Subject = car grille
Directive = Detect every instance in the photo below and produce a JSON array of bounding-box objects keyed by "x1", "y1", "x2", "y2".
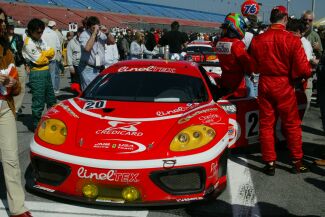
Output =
[
  {"x1": 31, "y1": 157, "x2": 71, "y2": 186},
  {"x1": 150, "y1": 167, "x2": 205, "y2": 195}
]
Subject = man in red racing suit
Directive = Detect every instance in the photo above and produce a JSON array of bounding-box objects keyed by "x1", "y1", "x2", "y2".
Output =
[
  {"x1": 216, "y1": 13, "x2": 255, "y2": 98},
  {"x1": 250, "y1": 6, "x2": 311, "y2": 175},
  {"x1": 217, "y1": 38, "x2": 255, "y2": 98}
]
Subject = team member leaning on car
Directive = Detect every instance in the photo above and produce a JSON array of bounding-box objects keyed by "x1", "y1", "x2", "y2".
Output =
[
  {"x1": 216, "y1": 13, "x2": 255, "y2": 98},
  {"x1": 250, "y1": 6, "x2": 311, "y2": 175},
  {"x1": 22, "y1": 18, "x2": 56, "y2": 131},
  {"x1": 0, "y1": 8, "x2": 32, "y2": 217}
]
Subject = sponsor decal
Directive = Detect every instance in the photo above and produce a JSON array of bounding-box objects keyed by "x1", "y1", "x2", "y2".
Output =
[
  {"x1": 77, "y1": 167, "x2": 139, "y2": 183},
  {"x1": 33, "y1": 185, "x2": 55, "y2": 192},
  {"x1": 118, "y1": 66, "x2": 176, "y2": 73},
  {"x1": 178, "y1": 108, "x2": 218, "y2": 124},
  {"x1": 163, "y1": 160, "x2": 177, "y2": 169},
  {"x1": 176, "y1": 197, "x2": 204, "y2": 202},
  {"x1": 208, "y1": 162, "x2": 218, "y2": 178},
  {"x1": 47, "y1": 107, "x2": 60, "y2": 115},
  {"x1": 198, "y1": 113, "x2": 222, "y2": 124},
  {"x1": 228, "y1": 118, "x2": 241, "y2": 147},
  {"x1": 58, "y1": 102, "x2": 79, "y2": 118},
  {"x1": 216, "y1": 42, "x2": 232, "y2": 55},
  {"x1": 92, "y1": 139, "x2": 146, "y2": 153},
  {"x1": 220, "y1": 104, "x2": 237, "y2": 114},
  {"x1": 96, "y1": 121, "x2": 143, "y2": 136},
  {"x1": 156, "y1": 103, "x2": 199, "y2": 117}
]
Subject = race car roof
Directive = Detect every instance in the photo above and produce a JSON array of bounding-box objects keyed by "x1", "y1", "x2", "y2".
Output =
[{"x1": 103, "y1": 60, "x2": 203, "y2": 77}]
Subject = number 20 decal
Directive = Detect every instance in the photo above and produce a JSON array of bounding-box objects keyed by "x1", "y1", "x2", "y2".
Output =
[
  {"x1": 245, "y1": 111, "x2": 259, "y2": 138},
  {"x1": 84, "y1": 100, "x2": 106, "y2": 110}
]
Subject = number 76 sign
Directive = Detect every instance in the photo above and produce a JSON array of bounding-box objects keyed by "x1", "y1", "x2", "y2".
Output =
[{"x1": 241, "y1": 0, "x2": 260, "y2": 16}]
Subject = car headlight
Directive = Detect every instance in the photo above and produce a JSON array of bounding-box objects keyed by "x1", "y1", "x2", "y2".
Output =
[
  {"x1": 37, "y1": 119, "x2": 67, "y2": 145},
  {"x1": 170, "y1": 125, "x2": 216, "y2": 152}
]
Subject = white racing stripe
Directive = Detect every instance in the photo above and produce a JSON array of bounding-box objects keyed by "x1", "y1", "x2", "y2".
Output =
[
  {"x1": 228, "y1": 157, "x2": 260, "y2": 217},
  {"x1": 0, "y1": 200, "x2": 148, "y2": 217},
  {"x1": 30, "y1": 133, "x2": 228, "y2": 169}
]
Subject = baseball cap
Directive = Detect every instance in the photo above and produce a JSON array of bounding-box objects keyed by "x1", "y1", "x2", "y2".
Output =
[
  {"x1": 271, "y1": 5, "x2": 288, "y2": 15},
  {"x1": 48, "y1": 20, "x2": 56, "y2": 27}
]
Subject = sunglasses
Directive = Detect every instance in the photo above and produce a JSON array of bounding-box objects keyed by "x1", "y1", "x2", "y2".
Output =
[{"x1": 304, "y1": 18, "x2": 313, "y2": 22}]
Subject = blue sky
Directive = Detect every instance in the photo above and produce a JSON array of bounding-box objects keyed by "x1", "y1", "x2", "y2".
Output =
[{"x1": 134, "y1": 0, "x2": 325, "y2": 23}]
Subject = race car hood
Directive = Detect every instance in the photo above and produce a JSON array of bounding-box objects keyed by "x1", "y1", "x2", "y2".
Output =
[{"x1": 72, "y1": 98, "x2": 213, "y2": 158}]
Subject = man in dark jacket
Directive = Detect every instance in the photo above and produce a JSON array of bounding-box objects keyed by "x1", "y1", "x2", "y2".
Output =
[
  {"x1": 7, "y1": 24, "x2": 26, "y2": 112},
  {"x1": 158, "y1": 21, "x2": 188, "y2": 59}
]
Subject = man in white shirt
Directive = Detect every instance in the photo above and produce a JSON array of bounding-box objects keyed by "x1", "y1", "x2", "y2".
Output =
[
  {"x1": 104, "y1": 33, "x2": 119, "y2": 68},
  {"x1": 242, "y1": 14, "x2": 260, "y2": 98},
  {"x1": 41, "y1": 18, "x2": 61, "y2": 94},
  {"x1": 79, "y1": 16, "x2": 107, "y2": 90},
  {"x1": 67, "y1": 27, "x2": 83, "y2": 84},
  {"x1": 286, "y1": 18, "x2": 318, "y2": 114}
]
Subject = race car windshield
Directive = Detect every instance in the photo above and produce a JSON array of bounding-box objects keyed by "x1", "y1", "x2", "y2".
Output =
[
  {"x1": 186, "y1": 46, "x2": 213, "y2": 53},
  {"x1": 83, "y1": 72, "x2": 209, "y2": 103}
]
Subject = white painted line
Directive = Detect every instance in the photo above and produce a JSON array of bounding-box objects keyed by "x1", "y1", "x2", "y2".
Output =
[
  {"x1": 0, "y1": 200, "x2": 148, "y2": 217},
  {"x1": 228, "y1": 157, "x2": 260, "y2": 217}
]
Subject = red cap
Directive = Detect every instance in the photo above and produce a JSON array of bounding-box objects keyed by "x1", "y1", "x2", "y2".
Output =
[{"x1": 272, "y1": 5, "x2": 288, "y2": 15}]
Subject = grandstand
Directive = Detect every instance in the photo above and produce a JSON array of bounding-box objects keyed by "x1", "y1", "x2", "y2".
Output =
[{"x1": 0, "y1": 0, "x2": 224, "y2": 32}]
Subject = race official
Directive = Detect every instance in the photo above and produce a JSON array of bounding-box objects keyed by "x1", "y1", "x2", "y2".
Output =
[
  {"x1": 250, "y1": 6, "x2": 311, "y2": 175},
  {"x1": 216, "y1": 13, "x2": 255, "y2": 98}
]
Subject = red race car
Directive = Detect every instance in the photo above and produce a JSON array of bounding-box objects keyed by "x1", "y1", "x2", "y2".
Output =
[
  {"x1": 184, "y1": 40, "x2": 219, "y2": 63},
  {"x1": 28, "y1": 60, "x2": 306, "y2": 205},
  {"x1": 29, "y1": 60, "x2": 229, "y2": 205}
]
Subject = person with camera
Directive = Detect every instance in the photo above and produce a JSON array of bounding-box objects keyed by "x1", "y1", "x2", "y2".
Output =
[{"x1": 78, "y1": 16, "x2": 107, "y2": 90}]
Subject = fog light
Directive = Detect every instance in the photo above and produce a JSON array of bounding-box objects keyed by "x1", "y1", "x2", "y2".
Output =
[
  {"x1": 121, "y1": 186, "x2": 140, "y2": 202},
  {"x1": 82, "y1": 184, "x2": 98, "y2": 199}
]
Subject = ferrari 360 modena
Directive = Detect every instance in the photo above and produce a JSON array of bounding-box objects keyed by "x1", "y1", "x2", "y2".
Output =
[
  {"x1": 28, "y1": 59, "x2": 306, "y2": 205},
  {"x1": 29, "y1": 60, "x2": 230, "y2": 205}
]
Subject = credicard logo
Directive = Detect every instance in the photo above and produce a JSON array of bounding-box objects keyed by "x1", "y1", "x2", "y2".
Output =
[{"x1": 96, "y1": 121, "x2": 143, "y2": 136}]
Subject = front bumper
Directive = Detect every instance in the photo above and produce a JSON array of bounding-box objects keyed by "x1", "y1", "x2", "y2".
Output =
[{"x1": 28, "y1": 151, "x2": 227, "y2": 206}]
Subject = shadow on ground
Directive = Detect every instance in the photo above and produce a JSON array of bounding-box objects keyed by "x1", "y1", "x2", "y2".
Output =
[
  {"x1": 16, "y1": 113, "x2": 33, "y2": 132},
  {"x1": 185, "y1": 199, "x2": 321, "y2": 217}
]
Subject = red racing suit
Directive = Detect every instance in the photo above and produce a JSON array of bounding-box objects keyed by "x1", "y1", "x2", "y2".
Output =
[
  {"x1": 216, "y1": 37, "x2": 255, "y2": 98},
  {"x1": 250, "y1": 24, "x2": 311, "y2": 162}
]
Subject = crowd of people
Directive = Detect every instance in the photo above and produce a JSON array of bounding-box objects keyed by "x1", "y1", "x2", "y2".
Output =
[{"x1": 0, "y1": 2, "x2": 325, "y2": 217}]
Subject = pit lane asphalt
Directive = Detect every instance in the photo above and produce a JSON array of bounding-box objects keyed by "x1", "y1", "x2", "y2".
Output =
[{"x1": 0, "y1": 70, "x2": 324, "y2": 217}]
